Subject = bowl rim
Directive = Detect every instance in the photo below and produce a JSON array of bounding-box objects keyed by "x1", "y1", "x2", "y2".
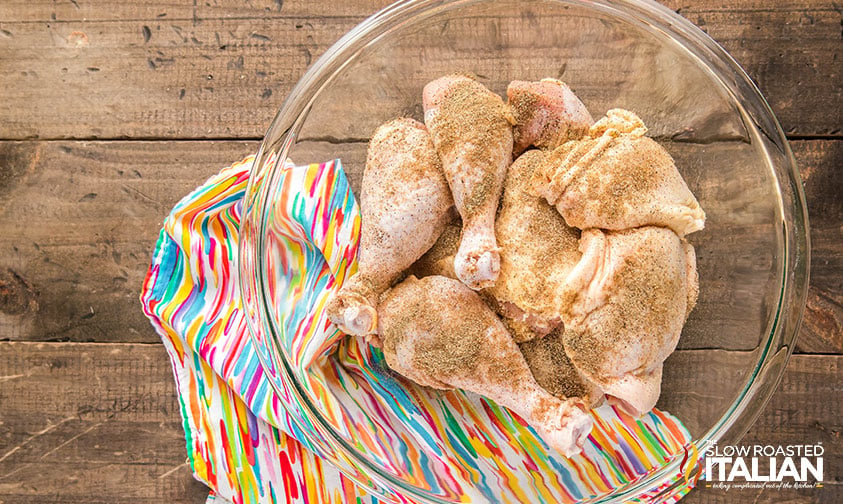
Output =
[{"x1": 239, "y1": 0, "x2": 811, "y2": 501}]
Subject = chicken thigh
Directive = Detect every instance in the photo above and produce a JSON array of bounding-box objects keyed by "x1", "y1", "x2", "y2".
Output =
[
  {"x1": 532, "y1": 109, "x2": 706, "y2": 237},
  {"x1": 484, "y1": 149, "x2": 582, "y2": 343},
  {"x1": 559, "y1": 227, "x2": 698, "y2": 417},
  {"x1": 379, "y1": 275, "x2": 593, "y2": 456},
  {"x1": 507, "y1": 78, "x2": 594, "y2": 155},
  {"x1": 423, "y1": 75, "x2": 515, "y2": 289},
  {"x1": 327, "y1": 118, "x2": 452, "y2": 339}
]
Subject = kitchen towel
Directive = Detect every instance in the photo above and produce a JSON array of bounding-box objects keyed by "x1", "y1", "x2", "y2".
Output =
[{"x1": 140, "y1": 154, "x2": 699, "y2": 504}]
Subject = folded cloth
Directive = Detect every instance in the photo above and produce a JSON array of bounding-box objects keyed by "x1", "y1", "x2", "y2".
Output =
[
  {"x1": 141, "y1": 155, "x2": 699, "y2": 504},
  {"x1": 141, "y1": 156, "x2": 380, "y2": 503}
]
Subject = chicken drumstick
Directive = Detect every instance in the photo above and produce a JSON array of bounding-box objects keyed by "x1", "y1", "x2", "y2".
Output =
[
  {"x1": 326, "y1": 118, "x2": 453, "y2": 339},
  {"x1": 379, "y1": 275, "x2": 593, "y2": 456},
  {"x1": 423, "y1": 75, "x2": 515, "y2": 290},
  {"x1": 507, "y1": 78, "x2": 594, "y2": 155}
]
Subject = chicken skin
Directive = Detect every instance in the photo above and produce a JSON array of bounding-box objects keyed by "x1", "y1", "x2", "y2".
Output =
[
  {"x1": 559, "y1": 227, "x2": 698, "y2": 417},
  {"x1": 532, "y1": 109, "x2": 706, "y2": 237},
  {"x1": 507, "y1": 78, "x2": 594, "y2": 155},
  {"x1": 484, "y1": 149, "x2": 582, "y2": 343},
  {"x1": 327, "y1": 118, "x2": 453, "y2": 339},
  {"x1": 423, "y1": 75, "x2": 515, "y2": 290},
  {"x1": 518, "y1": 329, "x2": 603, "y2": 409},
  {"x1": 379, "y1": 275, "x2": 593, "y2": 456},
  {"x1": 407, "y1": 220, "x2": 461, "y2": 281}
]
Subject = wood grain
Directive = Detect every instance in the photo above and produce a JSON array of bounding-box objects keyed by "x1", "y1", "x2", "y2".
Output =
[
  {"x1": 667, "y1": 0, "x2": 843, "y2": 138},
  {"x1": 0, "y1": 139, "x2": 371, "y2": 343},
  {"x1": 0, "y1": 16, "x2": 359, "y2": 140},
  {"x1": 685, "y1": 484, "x2": 841, "y2": 504},
  {"x1": 0, "y1": 0, "x2": 389, "y2": 22},
  {"x1": 0, "y1": 342, "x2": 207, "y2": 503},
  {"x1": 0, "y1": 0, "x2": 836, "y2": 22},
  {"x1": 0, "y1": 1, "x2": 839, "y2": 139},
  {"x1": 0, "y1": 2, "x2": 840, "y2": 503},
  {"x1": 683, "y1": 349, "x2": 842, "y2": 503},
  {"x1": 0, "y1": 140, "x2": 254, "y2": 343},
  {"x1": 794, "y1": 139, "x2": 843, "y2": 353},
  {"x1": 0, "y1": 139, "x2": 837, "y2": 353},
  {"x1": 0, "y1": 343, "x2": 838, "y2": 502}
]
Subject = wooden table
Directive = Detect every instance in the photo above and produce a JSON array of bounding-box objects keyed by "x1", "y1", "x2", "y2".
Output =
[{"x1": 0, "y1": 1, "x2": 839, "y2": 502}]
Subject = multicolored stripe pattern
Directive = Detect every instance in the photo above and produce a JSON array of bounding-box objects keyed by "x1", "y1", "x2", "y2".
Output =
[
  {"x1": 142, "y1": 157, "x2": 377, "y2": 503},
  {"x1": 262, "y1": 157, "x2": 361, "y2": 370},
  {"x1": 141, "y1": 155, "x2": 698, "y2": 503}
]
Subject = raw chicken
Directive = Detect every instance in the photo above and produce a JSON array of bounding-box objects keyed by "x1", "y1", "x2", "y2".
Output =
[
  {"x1": 379, "y1": 275, "x2": 593, "y2": 456},
  {"x1": 484, "y1": 149, "x2": 581, "y2": 343},
  {"x1": 407, "y1": 220, "x2": 461, "y2": 281},
  {"x1": 518, "y1": 329, "x2": 603, "y2": 409},
  {"x1": 326, "y1": 118, "x2": 453, "y2": 339},
  {"x1": 683, "y1": 240, "x2": 700, "y2": 320},
  {"x1": 423, "y1": 75, "x2": 515, "y2": 289},
  {"x1": 559, "y1": 227, "x2": 698, "y2": 417},
  {"x1": 531, "y1": 109, "x2": 706, "y2": 237},
  {"x1": 507, "y1": 78, "x2": 594, "y2": 155}
]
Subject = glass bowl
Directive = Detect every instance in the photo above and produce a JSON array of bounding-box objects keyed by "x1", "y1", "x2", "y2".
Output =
[{"x1": 239, "y1": 0, "x2": 810, "y2": 502}]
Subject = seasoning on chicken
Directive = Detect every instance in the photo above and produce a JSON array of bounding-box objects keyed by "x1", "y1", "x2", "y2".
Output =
[
  {"x1": 407, "y1": 220, "x2": 461, "y2": 281},
  {"x1": 379, "y1": 275, "x2": 593, "y2": 456},
  {"x1": 518, "y1": 329, "x2": 603, "y2": 409},
  {"x1": 532, "y1": 109, "x2": 706, "y2": 237},
  {"x1": 326, "y1": 118, "x2": 453, "y2": 340},
  {"x1": 507, "y1": 78, "x2": 594, "y2": 155},
  {"x1": 423, "y1": 75, "x2": 515, "y2": 290},
  {"x1": 559, "y1": 227, "x2": 699, "y2": 417},
  {"x1": 484, "y1": 149, "x2": 582, "y2": 343}
]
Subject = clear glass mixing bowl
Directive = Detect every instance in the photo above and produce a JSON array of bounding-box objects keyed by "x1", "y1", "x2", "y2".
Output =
[{"x1": 239, "y1": 0, "x2": 810, "y2": 501}]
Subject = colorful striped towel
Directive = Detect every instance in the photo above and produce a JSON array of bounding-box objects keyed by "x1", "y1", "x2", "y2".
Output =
[{"x1": 140, "y1": 155, "x2": 698, "y2": 503}]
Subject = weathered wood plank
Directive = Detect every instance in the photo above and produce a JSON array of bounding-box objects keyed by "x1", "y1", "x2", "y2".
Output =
[
  {"x1": 0, "y1": 139, "x2": 838, "y2": 352},
  {"x1": 0, "y1": 140, "x2": 254, "y2": 343},
  {"x1": 0, "y1": 342, "x2": 208, "y2": 503},
  {"x1": 0, "y1": 139, "x2": 369, "y2": 343},
  {"x1": 794, "y1": 139, "x2": 843, "y2": 353},
  {"x1": 0, "y1": 0, "x2": 389, "y2": 22},
  {"x1": 0, "y1": 140, "x2": 742, "y2": 346},
  {"x1": 0, "y1": 0, "x2": 835, "y2": 24},
  {"x1": 680, "y1": 350, "x2": 842, "y2": 503},
  {"x1": 673, "y1": 3, "x2": 843, "y2": 138},
  {"x1": 686, "y1": 483, "x2": 841, "y2": 503},
  {"x1": 0, "y1": 425, "x2": 208, "y2": 504},
  {"x1": 0, "y1": 16, "x2": 360, "y2": 140},
  {"x1": 0, "y1": 1, "x2": 839, "y2": 139},
  {"x1": 0, "y1": 343, "x2": 839, "y2": 502}
]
